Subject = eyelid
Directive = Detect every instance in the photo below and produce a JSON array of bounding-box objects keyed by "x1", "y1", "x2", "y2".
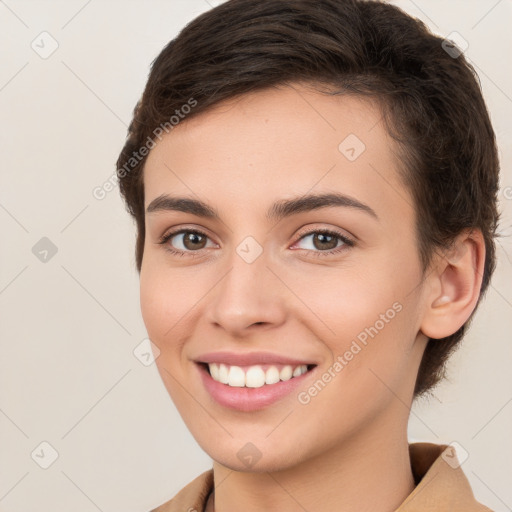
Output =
[
  {"x1": 158, "y1": 227, "x2": 217, "y2": 248},
  {"x1": 158, "y1": 224, "x2": 355, "y2": 256},
  {"x1": 293, "y1": 224, "x2": 355, "y2": 245},
  {"x1": 290, "y1": 229, "x2": 355, "y2": 257},
  {"x1": 158, "y1": 224, "x2": 216, "y2": 242}
]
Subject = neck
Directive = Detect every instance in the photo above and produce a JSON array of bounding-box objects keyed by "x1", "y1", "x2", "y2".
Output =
[{"x1": 211, "y1": 418, "x2": 415, "y2": 512}]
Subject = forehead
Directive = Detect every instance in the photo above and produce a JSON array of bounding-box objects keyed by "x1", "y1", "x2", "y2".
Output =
[{"x1": 142, "y1": 83, "x2": 412, "y2": 229}]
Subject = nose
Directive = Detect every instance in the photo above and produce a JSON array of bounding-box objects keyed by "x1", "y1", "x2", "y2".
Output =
[{"x1": 205, "y1": 244, "x2": 288, "y2": 337}]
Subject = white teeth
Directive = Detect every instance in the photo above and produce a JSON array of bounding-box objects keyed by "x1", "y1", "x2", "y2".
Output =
[
  {"x1": 265, "y1": 366, "x2": 280, "y2": 385},
  {"x1": 280, "y1": 365, "x2": 293, "y2": 381},
  {"x1": 218, "y1": 363, "x2": 229, "y2": 384},
  {"x1": 245, "y1": 366, "x2": 266, "y2": 388},
  {"x1": 207, "y1": 363, "x2": 310, "y2": 387},
  {"x1": 210, "y1": 363, "x2": 220, "y2": 381},
  {"x1": 228, "y1": 365, "x2": 246, "y2": 387},
  {"x1": 293, "y1": 364, "x2": 308, "y2": 377}
]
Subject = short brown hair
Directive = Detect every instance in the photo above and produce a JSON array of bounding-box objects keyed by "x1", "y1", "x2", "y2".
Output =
[{"x1": 116, "y1": 0, "x2": 500, "y2": 397}]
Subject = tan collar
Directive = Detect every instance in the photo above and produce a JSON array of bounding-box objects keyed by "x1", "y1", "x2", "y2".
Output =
[
  {"x1": 396, "y1": 443, "x2": 492, "y2": 511},
  {"x1": 152, "y1": 442, "x2": 492, "y2": 511}
]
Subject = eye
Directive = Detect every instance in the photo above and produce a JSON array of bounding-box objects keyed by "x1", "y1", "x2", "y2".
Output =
[
  {"x1": 158, "y1": 228, "x2": 215, "y2": 256},
  {"x1": 292, "y1": 229, "x2": 354, "y2": 257},
  {"x1": 157, "y1": 227, "x2": 355, "y2": 258}
]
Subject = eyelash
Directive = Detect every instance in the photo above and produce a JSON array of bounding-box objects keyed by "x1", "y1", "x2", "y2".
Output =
[{"x1": 157, "y1": 227, "x2": 355, "y2": 259}]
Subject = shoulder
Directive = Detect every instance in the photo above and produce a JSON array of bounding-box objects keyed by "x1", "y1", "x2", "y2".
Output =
[{"x1": 150, "y1": 469, "x2": 214, "y2": 512}]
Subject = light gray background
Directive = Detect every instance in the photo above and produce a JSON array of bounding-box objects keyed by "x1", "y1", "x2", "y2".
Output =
[{"x1": 1, "y1": 1, "x2": 511, "y2": 511}]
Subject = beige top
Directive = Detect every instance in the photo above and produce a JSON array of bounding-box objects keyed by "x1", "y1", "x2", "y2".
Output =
[{"x1": 151, "y1": 442, "x2": 493, "y2": 511}]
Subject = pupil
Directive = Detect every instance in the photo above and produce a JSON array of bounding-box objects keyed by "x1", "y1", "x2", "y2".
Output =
[
  {"x1": 185, "y1": 232, "x2": 204, "y2": 249},
  {"x1": 315, "y1": 233, "x2": 336, "y2": 250}
]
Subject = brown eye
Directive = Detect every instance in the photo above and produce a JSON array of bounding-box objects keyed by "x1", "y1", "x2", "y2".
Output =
[
  {"x1": 292, "y1": 229, "x2": 355, "y2": 257},
  {"x1": 180, "y1": 231, "x2": 207, "y2": 250},
  {"x1": 159, "y1": 228, "x2": 215, "y2": 255},
  {"x1": 311, "y1": 232, "x2": 339, "y2": 250}
]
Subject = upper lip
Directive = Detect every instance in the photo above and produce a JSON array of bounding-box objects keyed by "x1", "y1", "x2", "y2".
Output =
[{"x1": 195, "y1": 351, "x2": 316, "y2": 367}]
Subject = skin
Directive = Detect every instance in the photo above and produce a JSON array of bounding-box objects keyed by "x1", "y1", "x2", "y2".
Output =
[{"x1": 140, "y1": 82, "x2": 485, "y2": 512}]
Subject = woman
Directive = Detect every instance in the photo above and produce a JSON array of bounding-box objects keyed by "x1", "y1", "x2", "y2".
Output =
[{"x1": 116, "y1": 0, "x2": 499, "y2": 510}]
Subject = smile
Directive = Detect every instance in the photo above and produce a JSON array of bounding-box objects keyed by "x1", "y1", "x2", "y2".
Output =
[
  {"x1": 195, "y1": 354, "x2": 318, "y2": 411},
  {"x1": 207, "y1": 363, "x2": 310, "y2": 388}
]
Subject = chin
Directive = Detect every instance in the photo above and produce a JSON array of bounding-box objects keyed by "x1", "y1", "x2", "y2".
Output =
[
  {"x1": 211, "y1": 449, "x2": 305, "y2": 474},
  {"x1": 192, "y1": 430, "x2": 312, "y2": 474}
]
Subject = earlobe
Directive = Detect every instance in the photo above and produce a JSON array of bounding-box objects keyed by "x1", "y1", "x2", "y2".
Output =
[{"x1": 420, "y1": 229, "x2": 486, "y2": 340}]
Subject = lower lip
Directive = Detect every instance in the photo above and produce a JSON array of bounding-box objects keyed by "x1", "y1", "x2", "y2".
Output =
[{"x1": 197, "y1": 364, "x2": 315, "y2": 412}]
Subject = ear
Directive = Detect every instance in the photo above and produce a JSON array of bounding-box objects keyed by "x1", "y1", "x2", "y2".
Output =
[{"x1": 420, "y1": 229, "x2": 486, "y2": 340}]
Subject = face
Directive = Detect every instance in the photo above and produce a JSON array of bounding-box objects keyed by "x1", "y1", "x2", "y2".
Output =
[{"x1": 140, "y1": 83, "x2": 430, "y2": 472}]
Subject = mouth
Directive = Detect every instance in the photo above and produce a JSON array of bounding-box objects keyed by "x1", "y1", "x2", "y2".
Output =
[
  {"x1": 200, "y1": 362, "x2": 317, "y2": 388},
  {"x1": 195, "y1": 359, "x2": 318, "y2": 412}
]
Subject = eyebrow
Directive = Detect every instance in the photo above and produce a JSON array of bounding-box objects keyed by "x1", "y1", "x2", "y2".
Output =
[{"x1": 146, "y1": 192, "x2": 379, "y2": 221}]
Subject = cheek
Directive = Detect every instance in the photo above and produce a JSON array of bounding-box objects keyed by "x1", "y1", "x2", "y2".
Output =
[
  {"x1": 140, "y1": 266, "x2": 194, "y2": 402},
  {"x1": 139, "y1": 262, "x2": 191, "y2": 355},
  {"x1": 139, "y1": 269, "x2": 169, "y2": 341},
  {"x1": 289, "y1": 263, "x2": 404, "y2": 343},
  {"x1": 294, "y1": 251, "x2": 421, "y2": 375}
]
